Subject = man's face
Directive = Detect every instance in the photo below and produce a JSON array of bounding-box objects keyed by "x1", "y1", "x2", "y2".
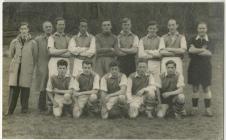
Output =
[
  {"x1": 137, "y1": 62, "x2": 147, "y2": 75},
  {"x1": 168, "y1": 20, "x2": 178, "y2": 33},
  {"x1": 102, "y1": 21, "x2": 112, "y2": 33},
  {"x1": 110, "y1": 66, "x2": 120, "y2": 77},
  {"x1": 197, "y1": 24, "x2": 207, "y2": 37},
  {"x1": 43, "y1": 22, "x2": 53, "y2": 35},
  {"x1": 79, "y1": 22, "x2": 88, "y2": 34},
  {"x1": 166, "y1": 63, "x2": 176, "y2": 75},
  {"x1": 57, "y1": 65, "x2": 67, "y2": 77},
  {"x1": 82, "y1": 63, "x2": 92, "y2": 75},
  {"x1": 147, "y1": 25, "x2": 158, "y2": 35},
  {"x1": 56, "y1": 20, "x2": 65, "y2": 33},
  {"x1": 19, "y1": 25, "x2": 29, "y2": 37},
  {"x1": 122, "y1": 21, "x2": 131, "y2": 32}
]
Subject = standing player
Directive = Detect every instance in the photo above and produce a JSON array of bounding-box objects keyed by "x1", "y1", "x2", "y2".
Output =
[
  {"x1": 47, "y1": 17, "x2": 71, "y2": 113},
  {"x1": 100, "y1": 61, "x2": 127, "y2": 119},
  {"x1": 157, "y1": 60, "x2": 186, "y2": 119},
  {"x1": 68, "y1": 18, "x2": 96, "y2": 77},
  {"x1": 48, "y1": 17, "x2": 71, "y2": 78},
  {"x1": 188, "y1": 22, "x2": 214, "y2": 117},
  {"x1": 127, "y1": 59, "x2": 157, "y2": 119},
  {"x1": 35, "y1": 21, "x2": 53, "y2": 112},
  {"x1": 7, "y1": 22, "x2": 37, "y2": 115},
  {"x1": 117, "y1": 17, "x2": 139, "y2": 76},
  {"x1": 95, "y1": 19, "x2": 123, "y2": 77},
  {"x1": 46, "y1": 59, "x2": 75, "y2": 118},
  {"x1": 160, "y1": 19, "x2": 187, "y2": 74},
  {"x1": 138, "y1": 21, "x2": 165, "y2": 85},
  {"x1": 72, "y1": 60, "x2": 100, "y2": 118}
]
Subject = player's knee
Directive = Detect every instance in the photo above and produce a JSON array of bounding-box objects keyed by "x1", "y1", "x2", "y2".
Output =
[
  {"x1": 204, "y1": 91, "x2": 212, "y2": 99},
  {"x1": 118, "y1": 95, "x2": 126, "y2": 103},
  {"x1": 64, "y1": 93, "x2": 71, "y2": 101},
  {"x1": 177, "y1": 94, "x2": 185, "y2": 104},
  {"x1": 129, "y1": 103, "x2": 139, "y2": 109},
  {"x1": 202, "y1": 86, "x2": 210, "y2": 93},
  {"x1": 147, "y1": 91, "x2": 156, "y2": 99},
  {"x1": 89, "y1": 94, "x2": 98, "y2": 102},
  {"x1": 192, "y1": 86, "x2": 199, "y2": 93}
]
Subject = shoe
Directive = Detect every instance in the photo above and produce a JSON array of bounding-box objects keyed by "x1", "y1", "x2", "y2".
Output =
[
  {"x1": 190, "y1": 107, "x2": 198, "y2": 116},
  {"x1": 174, "y1": 113, "x2": 182, "y2": 119},
  {"x1": 21, "y1": 109, "x2": 28, "y2": 114},
  {"x1": 204, "y1": 108, "x2": 213, "y2": 117},
  {"x1": 146, "y1": 111, "x2": 154, "y2": 119}
]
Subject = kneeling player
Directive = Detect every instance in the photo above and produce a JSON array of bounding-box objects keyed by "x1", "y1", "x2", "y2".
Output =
[
  {"x1": 100, "y1": 61, "x2": 127, "y2": 119},
  {"x1": 127, "y1": 59, "x2": 157, "y2": 119},
  {"x1": 47, "y1": 59, "x2": 75, "y2": 118},
  {"x1": 157, "y1": 60, "x2": 186, "y2": 119},
  {"x1": 72, "y1": 60, "x2": 100, "y2": 118}
]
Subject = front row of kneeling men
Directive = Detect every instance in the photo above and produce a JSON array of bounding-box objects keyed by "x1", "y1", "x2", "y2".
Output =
[{"x1": 47, "y1": 58, "x2": 186, "y2": 119}]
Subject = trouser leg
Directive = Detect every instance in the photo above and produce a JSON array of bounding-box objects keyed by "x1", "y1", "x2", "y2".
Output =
[
  {"x1": 7, "y1": 86, "x2": 20, "y2": 114},
  {"x1": 38, "y1": 90, "x2": 47, "y2": 111},
  {"x1": 20, "y1": 87, "x2": 30, "y2": 113}
]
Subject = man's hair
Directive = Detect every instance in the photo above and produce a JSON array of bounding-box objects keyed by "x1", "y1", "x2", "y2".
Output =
[
  {"x1": 137, "y1": 58, "x2": 148, "y2": 65},
  {"x1": 109, "y1": 60, "x2": 120, "y2": 68},
  {"x1": 168, "y1": 18, "x2": 177, "y2": 24},
  {"x1": 165, "y1": 60, "x2": 176, "y2": 67},
  {"x1": 121, "y1": 17, "x2": 131, "y2": 24},
  {"x1": 42, "y1": 21, "x2": 52, "y2": 28},
  {"x1": 101, "y1": 18, "x2": 111, "y2": 24},
  {"x1": 147, "y1": 20, "x2": 158, "y2": 28},
  {"x1": 57, "y1": 59, "x2": 68, "y2": 67},
  {"x1": 55, "y1": 17, "x2": 65, "y2": 25},
  {"x1": 80, "y1": 18, "x2": 88, "y2": 24},
  {"x1": 82, "y1": 60, "x2": 93, "y2": 66},
  {"x1": 197, "y1": 21, "x2": 208, "y2": 28},
  {"x1": 19, "y1": 22, "x2": 29, "y2": 29}
]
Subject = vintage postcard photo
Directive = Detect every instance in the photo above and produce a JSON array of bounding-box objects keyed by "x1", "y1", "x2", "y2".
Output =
[{"x1": 2, "y1": 1, "x2": 224, "y2": 139}]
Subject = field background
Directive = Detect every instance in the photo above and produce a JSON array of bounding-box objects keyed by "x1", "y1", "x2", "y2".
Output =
[{"x1": 2, "y1": 2, "x2": 224, "y2": 139}]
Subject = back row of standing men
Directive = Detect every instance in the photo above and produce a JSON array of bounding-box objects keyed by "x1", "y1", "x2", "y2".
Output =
[{"x1": 6, "y1": 17, "x2": 214, "y2": 119}]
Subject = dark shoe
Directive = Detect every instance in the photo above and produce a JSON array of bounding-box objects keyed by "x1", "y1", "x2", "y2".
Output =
[
  {"x1": 21, "y1": 109, "x2": 28, "y2": 114},
  {"x1": 174, "y1": 113, "x2": 182, "y2": 119}
]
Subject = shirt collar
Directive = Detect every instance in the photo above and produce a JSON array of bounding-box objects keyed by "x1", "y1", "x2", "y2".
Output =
[
  {"x1": 17, "y1": 33, "x2": 32, "y2": 42},
  {"x1": 42, "y1": 33, "x2": 51, "y2": 39},
  {"x1": 120, "y1": 30, "x2": 133, "y2": 36},
  {"x1": 54, "y1": 32, "x2": 65, "y2": 37},
  {"x1": 147, "y1": 33, "x2": 158, "y2": 39},
  {"x1": 81, "y1": 71, "x2": 93, "y2": 76},
  {"x1": 134, "y1": 72, "x2": 149, "y2": 78},
  {"x1": 108, "y1": 73, "x2": 121, "y2": 78},
  {"x1": 164, "y1": 71, "x2": 177, "y2": 77},
  {"x1": 168, "y1": 31, "x2": 179, "y2": 36},
  {"x1": 78, "y1": 32, "x2": 89, "y2": 37},
  {"x1": 57, "y1": 75, "x2": 66, "y2": 79},
  {"x1": 196, "y1": 34, "x2": 209, "y2": 41}
]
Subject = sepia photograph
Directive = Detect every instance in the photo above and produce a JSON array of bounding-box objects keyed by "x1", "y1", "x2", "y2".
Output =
[{"x1": 2, "y1": 1, "x2": 224, "y2": 139}]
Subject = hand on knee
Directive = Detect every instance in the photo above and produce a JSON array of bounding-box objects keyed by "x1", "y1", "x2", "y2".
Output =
[
  {"x1": 118, "y1": 95, "x2": 126, "y2": 103},
  {"x1": 176, "y1": 94, "x2": 185, "y2": 104},
  {"x1": 89, "y1": 94, "x2": 98, "y2": 102}
]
